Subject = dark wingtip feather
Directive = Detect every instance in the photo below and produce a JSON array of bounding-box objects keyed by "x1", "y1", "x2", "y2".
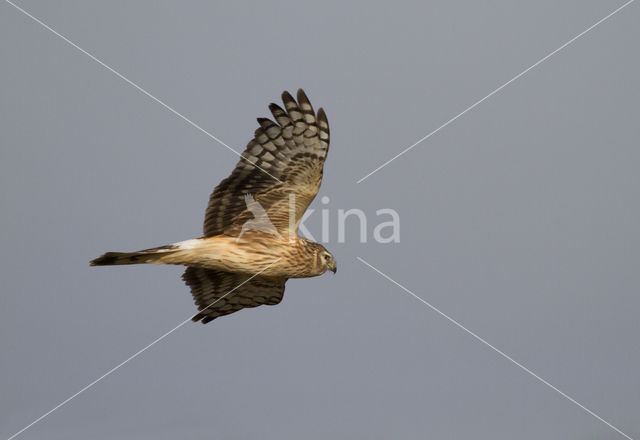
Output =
[
  {"x1": 191, "y1": 311, "x2": 216, "y2": 324},
  {"x1": 296, "y1": 89, "x2": 315, "y2": 118},
  {"x1": 296, "y1": 88, "x2": 309, "y2": 104},
  {"x1": 281, "y1": 90, "x2": 295, "y2": 103},
  {"x1": 268, "y1": 103, "x2": 290, "y2": 127},
  {"x1": 317, "y1": 107, "x2": 330, "y2": 145},
  {"x1": 256, "y1": 117, "x2": 273, "y2": 126},
  {"x1": 317, "y1": 107, "x2": 328, "y2": 124}
]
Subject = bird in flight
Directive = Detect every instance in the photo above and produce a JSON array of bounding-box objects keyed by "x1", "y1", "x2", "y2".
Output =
[{"x1": 91, "y1": 89, "x2": 336, "y2": 323}]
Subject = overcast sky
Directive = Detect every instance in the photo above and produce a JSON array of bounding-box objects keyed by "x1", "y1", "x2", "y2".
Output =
[{"x1": 1, "y1": 1, "x2": 639, "y2": 439}]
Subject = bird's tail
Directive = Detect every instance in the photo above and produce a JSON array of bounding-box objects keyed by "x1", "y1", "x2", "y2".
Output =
[{"x1": 90, "y1": 244, "x2": 180, "y2": 266}]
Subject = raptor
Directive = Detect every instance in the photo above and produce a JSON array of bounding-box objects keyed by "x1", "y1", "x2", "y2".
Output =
[{"x1": 91, "y1": 89, "x2": 336, "y2": 323}]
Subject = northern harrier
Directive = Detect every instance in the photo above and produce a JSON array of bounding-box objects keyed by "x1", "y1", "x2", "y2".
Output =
[{"x1": 91, "y1": 89, "x2": 336, "y2": 323}]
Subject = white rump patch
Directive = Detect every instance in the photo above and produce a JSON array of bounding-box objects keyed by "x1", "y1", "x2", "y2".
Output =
[{"x1": 178, "y1": 239, "x2": 201, "y2": 250}]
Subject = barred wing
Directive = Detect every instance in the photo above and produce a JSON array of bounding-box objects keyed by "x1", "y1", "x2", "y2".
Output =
[
  {"x1": 203, "y1": 89, "x2": 330, "y2": 238},
  {"x1": 182, "y1": 267, "x2": 286, "y2": 324}
]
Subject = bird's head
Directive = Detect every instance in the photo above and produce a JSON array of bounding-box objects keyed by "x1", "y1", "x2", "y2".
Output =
[
  {"x1": 308, "y1": 238, "x2": 338, "y2": 275},
  {"x1": 314, "y1": 244, "x2": 337, "y2": 275}
]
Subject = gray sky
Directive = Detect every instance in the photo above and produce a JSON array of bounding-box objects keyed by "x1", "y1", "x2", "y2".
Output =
[{"x1": 1, "y1": 1, "x2": 639, "y2": 439}]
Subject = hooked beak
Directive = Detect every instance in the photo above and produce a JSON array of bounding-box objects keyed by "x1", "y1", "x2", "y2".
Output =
[{"x1": 329, "y1": 262, "x2": 337, "y2": 274}]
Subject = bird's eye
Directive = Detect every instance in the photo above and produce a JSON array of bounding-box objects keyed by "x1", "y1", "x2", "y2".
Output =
[{"x1": 323, "y1": 254, "x2": 330, "y2": 261}]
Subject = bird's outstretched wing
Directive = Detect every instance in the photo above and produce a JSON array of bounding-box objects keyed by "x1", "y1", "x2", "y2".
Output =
[
  {"x1": 182, "y1": 267, "x2": 286, "y2": 323},
  {"x1": 203, "y1": 89, "x2": 330, "y2": 238}
]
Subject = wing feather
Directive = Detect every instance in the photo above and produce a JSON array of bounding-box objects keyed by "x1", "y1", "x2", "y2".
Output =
[
  {"x1": 183, "y1": 267, "x2": 286, "y2": 324},
  {"x1": 203, "y1": 89, "x2": 330, "y2": 237}
]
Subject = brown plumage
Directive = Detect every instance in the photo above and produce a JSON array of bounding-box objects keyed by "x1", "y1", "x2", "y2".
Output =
[{"x1": 91, "y1": 89, "x2": 336, "y2": 324}]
